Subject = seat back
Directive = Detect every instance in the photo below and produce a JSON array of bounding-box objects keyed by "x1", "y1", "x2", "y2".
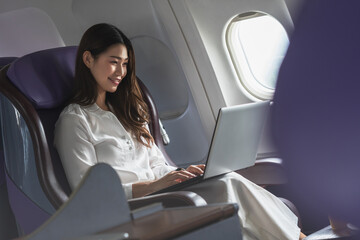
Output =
[
  {"x1": 0, "y1": 47, "x2": 77, "y2": 234},
  {"x1": 0, "y1": 57, "x2": 17, "y2": 187},
  {"x1": 272, "y1": 0, "x2": 360, "y2": 229},
  {"x1": 0, "y1": 46, "x2": 175, "y2": 234}
]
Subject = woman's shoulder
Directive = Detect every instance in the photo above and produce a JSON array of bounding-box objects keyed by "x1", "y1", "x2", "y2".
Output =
[
  {"x1": 60, "y1": 103, "x2": 85, "y2": 117},
  {"x1": 55, "y1": 104, "x2": 87, "y2": 134},
  {"x1": 58, "y1": 103, "x2": 96, "y2": 123},
  {"x1": 58, "y1": 103, "x2": 102, "y2": 123}
]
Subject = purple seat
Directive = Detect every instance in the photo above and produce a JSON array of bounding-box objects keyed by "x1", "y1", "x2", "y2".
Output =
[
  {"x1": 0, "y1": 46, "x2": 206, "y2": 235},
  {"x1": 272, "y1": 0, "x2": 360, "y2": 237},
  {"x1": 0, "y1": 56, "x2": 17, "y2": 187}
]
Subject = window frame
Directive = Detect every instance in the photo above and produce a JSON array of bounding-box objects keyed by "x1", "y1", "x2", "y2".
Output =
[{"x1": 226, "y1": 12, "x2": 289, "y2": 100}]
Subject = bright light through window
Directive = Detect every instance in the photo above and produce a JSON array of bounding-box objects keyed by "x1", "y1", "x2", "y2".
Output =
[{"x1": 226, "y1": 12, "x2": 289, "y2": 100}]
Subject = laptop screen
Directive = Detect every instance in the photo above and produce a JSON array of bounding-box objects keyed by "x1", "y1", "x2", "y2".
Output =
[{"x1": 203, "y1": 101, "x2": 270, "y2": 179}]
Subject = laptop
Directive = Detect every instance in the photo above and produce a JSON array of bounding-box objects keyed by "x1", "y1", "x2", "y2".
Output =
[{"x1": 148, "y1": 101, "x2": 270, "y2": 195}]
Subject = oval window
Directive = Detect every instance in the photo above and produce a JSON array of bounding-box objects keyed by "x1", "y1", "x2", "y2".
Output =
[{"x1": 226, "y1": 12, "x2": 289, "y2": 100}]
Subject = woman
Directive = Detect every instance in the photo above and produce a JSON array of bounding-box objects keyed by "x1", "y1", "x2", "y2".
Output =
[{"x1": 54, "y1": 23, "x2": 305, "y2": 240}]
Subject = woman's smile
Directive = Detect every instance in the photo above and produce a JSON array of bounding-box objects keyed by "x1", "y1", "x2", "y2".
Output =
[{"x1": 108, "y1": 77, "x2": 121, "y2": 86}]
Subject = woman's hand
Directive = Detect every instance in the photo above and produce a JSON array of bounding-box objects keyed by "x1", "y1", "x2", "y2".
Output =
[
  {"x1": 151, "y1": 169, "x2": 197, "y2": 191},
  {"x1": 132, "y1": 164, "x2": 206, "y2": 198},
  {"x1": 186, "y1": 164, "x2": 205, "y2": 176},
  {"x1": 132, "y1": 169, "x2": 196, "y2": 198}
]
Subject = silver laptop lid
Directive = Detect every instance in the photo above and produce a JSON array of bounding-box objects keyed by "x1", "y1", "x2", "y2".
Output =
[{"x1": 203, "y1": 101, "x2": 270, "y2": 179}]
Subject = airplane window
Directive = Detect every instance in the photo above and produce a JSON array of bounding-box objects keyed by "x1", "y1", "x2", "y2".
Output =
[{"x1": 226, "y1": 12, "x2": 289, "y2": 100}]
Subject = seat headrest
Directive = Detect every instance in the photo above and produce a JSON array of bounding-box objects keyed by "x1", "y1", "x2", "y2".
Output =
[{"x1": 7, "y1": 46, "x2": 77, "y2": 109}]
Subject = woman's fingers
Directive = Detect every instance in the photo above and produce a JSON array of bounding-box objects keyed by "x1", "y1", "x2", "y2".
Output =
[
  {"x1": 157, "y1": 170, "x2": 194, "y2": 188},
  {"x1": 171, "y1": 170, "x2": 196, "y2": 179},
  {"x1": 186, "y1": 164, "x2": 205, "y2": 175},
  {"x1": 171, "y1": 172, "x2": 192, "y2": 184},
  {"x1": 170, "y1": 170, "x2": 196, "y2": 183},
  {"x1": 197, "y1": 164, "x2": 206, "y2": 170}
]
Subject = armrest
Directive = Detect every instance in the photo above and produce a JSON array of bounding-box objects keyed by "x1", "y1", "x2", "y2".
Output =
[
  {"x1": 235, "y1": 158, "x2": 287, "y2": 187},
  {"x1": 128, "y1": 191, "x2": 207, "y2": 210},
  {"x1": 99, "y1": 203, "x2": 241, "y2": 240},
  {"x1": 304, "y1": 225, "x2": 359, "y2": 240}
]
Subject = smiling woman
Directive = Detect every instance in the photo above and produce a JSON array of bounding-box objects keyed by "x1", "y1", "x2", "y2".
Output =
[{"x1": 68, "y1": 23, "x2": 153, "y2": 147}]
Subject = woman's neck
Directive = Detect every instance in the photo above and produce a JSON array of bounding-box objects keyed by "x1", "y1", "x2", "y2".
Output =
[{"x1": 96, "y1": 92, "x2": 109, "y2": 111}]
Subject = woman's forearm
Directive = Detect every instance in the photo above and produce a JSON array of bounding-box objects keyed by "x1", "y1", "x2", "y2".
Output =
[{"x1": 132, "y1": 181, "x2": 156, "y2": 198}]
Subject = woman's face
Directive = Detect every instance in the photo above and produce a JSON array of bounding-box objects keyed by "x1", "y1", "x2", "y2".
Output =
[{"x1": 84, "y1": 43, "x2": 128, "y2": 95}]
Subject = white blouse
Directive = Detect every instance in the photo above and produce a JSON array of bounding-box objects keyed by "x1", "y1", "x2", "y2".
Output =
[{"x1": 54, "y1": 103, "x2": 176, "y2": 199}]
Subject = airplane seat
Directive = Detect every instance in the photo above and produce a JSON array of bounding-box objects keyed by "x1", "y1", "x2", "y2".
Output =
[
  {"x1": 23, "y1": 163, "x2": 242, "y2": 240},
  {"x1": 272, "y1": 0, "x2": 360, "y2": 238},
  {"x1": 0, "y1": 46, "x2": 207, "y2": 235},
  {"x1": 0, "y1": 56, "x2": 19, "y2": 240},
  {"x1": 0, "y1": 57, "x2": 17, "y2": 186}
]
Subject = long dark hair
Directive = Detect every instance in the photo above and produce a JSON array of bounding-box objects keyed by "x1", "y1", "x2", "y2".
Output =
[{"x1": 71, "y1": 23, "x2": 153, "y2": 147}]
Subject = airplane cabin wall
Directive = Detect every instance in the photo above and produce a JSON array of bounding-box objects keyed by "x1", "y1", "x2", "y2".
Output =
[{"x1": 161, "y1": 0, "x2": 295, "y2": 156}]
